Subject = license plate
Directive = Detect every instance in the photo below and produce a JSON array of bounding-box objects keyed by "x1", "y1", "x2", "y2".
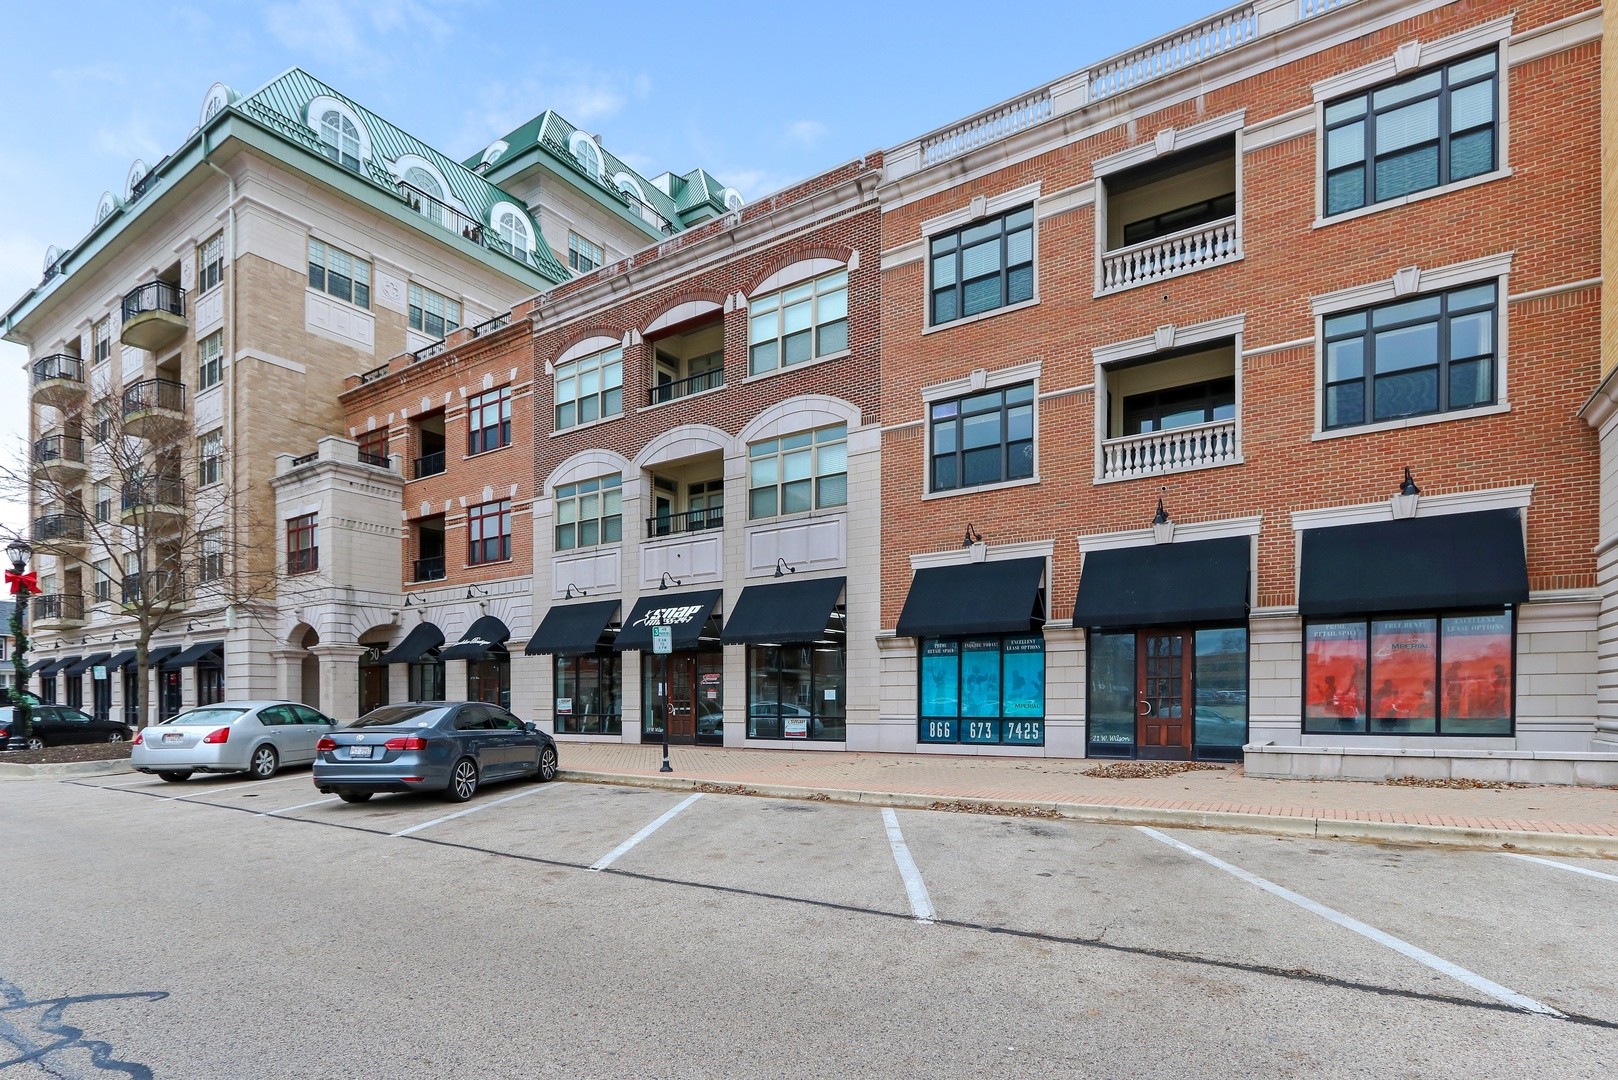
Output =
[
  {"x1": 348, "y1": 745, "x2": 374, "y2": 759},
  {"x1": 163, "y1": 732, "x2": 183, "y2": 743}
]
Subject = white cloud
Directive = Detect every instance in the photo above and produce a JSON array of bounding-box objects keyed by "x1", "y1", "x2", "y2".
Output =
[
  {"x1": 717, "y1": 167, "x2": 802, "y2": 202},
  {"x1": 784, "y1": 120, "x2": 827, "y2": 148},
  {"x1": 452, "y1": 70, "x2": 652, "y2": 159},
  {"x1": 263, "y1": 0, "x2": 457, "y2": 73}
]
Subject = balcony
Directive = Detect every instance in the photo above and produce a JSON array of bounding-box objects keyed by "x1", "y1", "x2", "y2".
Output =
[
  {"x1": 1098, "y1": 342, "x2": 1240, "y2": 482},
  {"x1": 412, "y1": 451, "x2": 446, "y2": 479},
  {"x1": 398, "y1": 181, "x2": 542, "y2": 271},
  {"x1": 1099, "y1": 217, "x2": 1238, "y2": 294},
  {"x1": 647, "y1": 508, "x2": 724, "y2": 539},
  {"x1": 32, "y1": 593, "x2": 86, "y2": 629},
  {"x1": 413, "y1": 556, "x2": 446, "y2": 583},
  {"x1": 31, "y1": 513, "x2": 88, "y2": 553},
  {"x1": 120, "y1": 571, "x2": 184, "y2": 609},
  {"x1": 1101, "y1": 419, "x2": 1239, "y2": 481},
  {"x1": 648, "y1": 367, "x2": 724, "y2": 407},
  {"x1": 120, "y1": 281, "x2": 186, "y2": 351},
  {"x1": 31, "y1": 354, "x2": 86, "y2": 409},
  {"x1": 32, "y1": 434, "x2": 87, "y2": 483},
  {"x1": 120, "y1": 477, "x2": 185, "y2": 528},
  {"x1": 1099, "y1": 136, "x2": 1238, "y2": 296},
  {"x1": 121, "y1": 378, "x2": 186, "y2": 438}
]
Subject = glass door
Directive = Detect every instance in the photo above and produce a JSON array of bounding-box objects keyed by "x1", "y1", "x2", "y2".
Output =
[{"x1": 1136, "y1": 631, "x2": 1192, "y2": 759}]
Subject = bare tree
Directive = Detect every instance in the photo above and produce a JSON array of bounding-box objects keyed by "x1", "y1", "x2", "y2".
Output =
[{"x1": 4, "y1": 369, "x2": 283, "y2": 725}]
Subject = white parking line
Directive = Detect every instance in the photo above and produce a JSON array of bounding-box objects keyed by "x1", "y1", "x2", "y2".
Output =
[
  {"x1": 1500, "y1": 852, "x2": 1618, "y2": 883},
  {"x1": 391, "y1": 785, "x2": 555, "y2": 837},
  {"x1": 882, "y1": 808, "x2": 935, "y2": 924},
  {"x1": 163, "y1": 775, "x2": 305, "y2": 800},
  {"x1": 258, "y1": 797, "x2": 341, "y2": 817},
  {"x1": 589, "y1": 793, "x2": 704, "y2": 871},
  {"x1": 1138, "y1": 827, "x2": 1564, "y2": 1017}
]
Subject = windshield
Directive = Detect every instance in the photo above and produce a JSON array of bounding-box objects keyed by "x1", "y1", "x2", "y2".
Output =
[
  {"x1": 162, "y1": 707, "x2": 248, "y2": 726},
  {"x1": 347, "y1": 705, "x2": 449, "y2": 729}
]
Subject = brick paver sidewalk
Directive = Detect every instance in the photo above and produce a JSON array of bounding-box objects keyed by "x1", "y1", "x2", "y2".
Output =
[{"x1": 558, "y1": 743, "x2": 1618, "y2": 840}]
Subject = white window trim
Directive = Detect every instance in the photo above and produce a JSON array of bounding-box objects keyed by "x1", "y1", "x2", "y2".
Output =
[
  {"x1": 306, "y1": 96, "x2": 372, "y2": 164},
  {"x1": 391, "y1": 154, "x2": 469, "y2": 215},
  {"x1": 921, "y1": 187, "x2": 1042, "y2": 335},
  {"x1": 1091, "y1": 110, "x2": 1247, "y2": 178},
  {"x1": 489, "y1": 201, "x2": 534, "y2": 253},
  {"x1": 613, "y1": 173, "x2": 646, "y2": 202},
  {"x1": 1289, "y1": 485, "x2": 1532, "y2": 532},
  {"x1": 124, "y1": 160, "x2": 148, "y2": 199},
  {"x1": 920, "y1": 181, "x2": 1041, "y2": 238},
  {"x1": 644, "y1": 300, "x2": 723, "y2": 336},
  {"x1": 1311, "y1": 18, "x2": 1515, "y2": 102},
  {"x1": 568, "y1": 131, "x2": 605, "y2": 177},
  {"x1": 921, "y1": 367, "x2": 1041, "y2": 502},
  {"x1": 547, "y1": 449, "x2": 632, "y2": 495},
  {"x1": 1309, "y1": 253, "x2": 1513, "y2": 440},
  {"x1": 921, "y1": 360, "x2": 1042, "y2": 404},
  {"x1": 480, "y1": 140, "x2": 509, "y2": 167},
  {"x1": 1078, "y1": 515, "x2": 1263, "y2": 553},
  {"x1": 552, "y1": 334, "x2": 623, "y2": 368},
  {"x1": 749, "y1": 257, "x2": 851, "y2": 299}
]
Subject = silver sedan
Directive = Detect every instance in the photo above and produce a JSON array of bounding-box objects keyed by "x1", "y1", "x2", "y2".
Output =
[{"x1": 130, "y1": 701, "x2": 337, "y2": 782}]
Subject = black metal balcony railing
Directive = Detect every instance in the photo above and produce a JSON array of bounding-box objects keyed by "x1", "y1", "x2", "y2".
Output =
[
  {"x1": 122, "y1": 377, "x2": 186, "y2": 419},
  {"x1": 413, "y1": 556, "x2": 446, "y2": 583},
  {"x1": 32, "y1": 353, "x2": 85, "y2": 385},
  {"x1": 412, "y1": 339, "x2": 449, "y2": 364},
  {"x1": 358, "y1": 450, "x2": 390, "y2": 468},
  {"x1": 121, "y1": 571, "x2": 184, "y2": 606},
  {"x1": 31, "y1": 514, "x2": 86, "y2": 544},
  {"x1": 121, "y1": 280, "x2": 185, "y2": 323},
  {"x1": 647, "y1": 508, "x2": 724, "y2": 538},
  {"x1": 32, "y1": 434, "x2": 86, "y2": 466},
  {"x1": 291, "y1": 452, "x2": 318, "y2": 467},
  {"x1": 648, "y1": 368, "x2": 725, "y2": 407},
  {"x1": 398, "y1": 181, "x2": 542, "y2": 271},
  {"x1": 471, "y1": 313, "x2": 511, "y2": 338},
  {"x1": 121, "y1": 476, "x2": 185, "y2": 512},
  {"x1": 358, "y1": 363, "x2": 390, "y2": 384},
  {"x1": 413, "y1": 451, "x2": 446, "y2": 479},
  {"x1": 33, "y1": 593, "x2": 85, "y2": 622}
]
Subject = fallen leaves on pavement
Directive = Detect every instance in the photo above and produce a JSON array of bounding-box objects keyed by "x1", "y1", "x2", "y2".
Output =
[
  {"x1": 1382, "y1": 776, "x2": 1529, "y2": 790},
  {"x1": 926, "y1": 800, "x2": 1062, "y2": 818},
  {"x1": 1082, "y1": 761, "x2": 1228, "y2": 780}
]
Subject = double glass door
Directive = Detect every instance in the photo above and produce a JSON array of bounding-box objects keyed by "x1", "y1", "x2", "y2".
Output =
[{"x1": 642, "y1": 653, "x2": 723, "y2": 745}]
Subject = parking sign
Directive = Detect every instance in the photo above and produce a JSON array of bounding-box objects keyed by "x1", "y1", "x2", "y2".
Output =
[{"x1": 652, "y1": 626, "x2": 673, "y2": 654}]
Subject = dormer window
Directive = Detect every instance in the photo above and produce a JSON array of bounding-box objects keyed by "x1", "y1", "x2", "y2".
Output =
[
  {"x1": 569, "y1": 131, "x2": 603, "y2": 178},
  {"x1": 490, "y1": 202, "x2": 533, "y2": 258},
  {"x1": 319, "y1": 110, "x2": 362, "y2": 171}
]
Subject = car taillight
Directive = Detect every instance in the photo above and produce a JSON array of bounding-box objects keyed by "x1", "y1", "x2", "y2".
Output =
[
  {"x1": 202, "y1": 727, "x2": 230, "y2": 744},
  {"x1": 132, "y1": 730, "x2": 142, "y2": 744},
  {"x1": 384, "y1": 736, "x2": 427, "y2": 751},
  {"x1": 317, "y1": 736, "x2": 337, "y2": 752}
]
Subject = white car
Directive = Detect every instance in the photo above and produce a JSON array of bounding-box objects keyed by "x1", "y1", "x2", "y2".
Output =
[{"x1": 130, "y1": 701, "x2": 338, "y2": 782}]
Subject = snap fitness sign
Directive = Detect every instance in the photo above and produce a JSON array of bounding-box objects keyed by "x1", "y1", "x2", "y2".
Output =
[{"x1": 631, "y1": 604, "x2": 706, "y2": 627}]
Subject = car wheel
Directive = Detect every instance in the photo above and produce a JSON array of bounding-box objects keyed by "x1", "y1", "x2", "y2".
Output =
[
  {"x1": 157, "y1": 770, "x2": 193, "y2": 782},
  {"x1": 444, "y1": 758, "x2": 478, "y2": 802},
  {"x1": 24, "y1": 736, "x2": 44, "y2": 751},
  {"x1": 535, "y1": 745, "x2": 558, "y2": 783},
  {"x1": 338, "y1": 791, "x2": 373, "y2": 804},
  {"x1": 106, "y1": 731, "x2": 125, "y2": 743},
  {"x1": 248, "y1": 745, "x2": 279, "y2": 780}
]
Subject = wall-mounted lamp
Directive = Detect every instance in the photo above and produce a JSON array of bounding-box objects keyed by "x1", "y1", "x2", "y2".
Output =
[
  {"x1": 1398, "y1": 466, "x2": 1421, "y2": 497},
  {"x1": 773, "y1": 559, "x2": 796, "y2": 579},
  {"x1": 961, "y1": 522, "x2": 983, "y2": 548},
  {"x1": 185, "y1": 621, "x2": 196, "y2": 632},
  {"x1": 1392, "y1": 465, "x2": 1422, "y2": 519},
  {"x1": 659, "y1": 572, "x2": 683, "y2": 592},
  {"x1": 1151, "y1": 493, "x2": 1175, "y2": 545},
  {"x1": 564, "y1": 583, "x2": 587, "y2": 599},
  {"x1": 465, "y1": 585, "x2": 489, "y2": 600}
]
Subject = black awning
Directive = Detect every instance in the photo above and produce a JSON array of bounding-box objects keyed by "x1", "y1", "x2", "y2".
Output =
[
  {"x1": 895, "y1": 558, "x2": 1045, "y2": 638},
  {"x1": 27, "y1": 658, "x2": 55, "y2": 675},
  {"x1": 104, "y1": 650, "x2": 138, "y2": 671},
  {"x1": 145, "y1": 646, "x2": 181, "y2": 669},
  {"x1": 1073, "y1": 536, "x2": 1251, "y2": 629},
  {"x1": 168, "y1": 641, "x2": 224, "y2": 668},
  {"x1": 63, "y1": 652, "x2": 112, "y2": 677},
  {"x1": 615, "y1": 590, "x2": 724, "y2": 652},
  {"x1": 1298, "y1": 508, "x2": 1529, "y2": 618},
  {"x1": 439, "y1": 616, "x2": 511, "y2": 661},
  {"x1": 525, "y1": 600, "x2": 620, "y2": 655},
  {"x1": 379, "y1": 622, "x2": 444, "y2": 664},
  {"x1": 44, "y1": 655, "x2": 83, "y2": 676},
  {"x1": 723, "y1": 577, "x2": 846, "y2": 645}
]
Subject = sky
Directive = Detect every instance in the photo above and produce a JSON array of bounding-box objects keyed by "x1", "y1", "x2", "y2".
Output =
[{"x1": 0, "y1": 0, "x2": 1217, "y2": 535}]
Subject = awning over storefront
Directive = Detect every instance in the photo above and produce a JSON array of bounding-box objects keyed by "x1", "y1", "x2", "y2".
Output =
[
  {"x1": 722, "y1": 577, "x2": 846, "y2": 645},
  {"x1": 1298, "y1": 509, "x2": 1529, "y2": 617},
  {"x1": 438, "y1": 616, "x2": 510, "y2": 661},
  {"x1": 27, "y1": 658, "x2": 55, "y2": 675},
  {"x1": 144, "y1": 646, "x2": 182, "y2": 669},
  {"x1": 895, "y1": 558, "x2": 1045, "y2": 638},
  {"x1": 42, "y1": 655, "x2": 83, "y2": 676},
  {"x1": 104, "y1": 650, "x2": 138, "y2": 671},
  {"x1": 168, "y1": 641, "x2": 224, "y2": 668},
  {"x1": 525, "y1": 601, "x2": 620, "y2": 655},
  {"x1": 63, "y1": 652, "x2": 112, "y2": 677},
  {"x1": 378, "y1": 621, "x2": 444, "y2": 664},
  {"x1": 615, "y1": 590, "x2": 724, "y2": 652},
  {"x1": 1072, "y1": 537, "x2": 1251, "y2": 629}
]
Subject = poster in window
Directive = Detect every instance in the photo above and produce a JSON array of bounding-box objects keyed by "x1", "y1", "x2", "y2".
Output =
[
  {"x1": 1441, "y1": 613, "x2": 1512, "y2": 732},
  {"x1": 1369, "y1": 618, "x2": 1438, "y2": 731},
  {"x1": 920, "y1": 639, "x2": 959, "y2": 718},
  {"x1": 1304, "y1": 623, "x2": 1368, "y2": 727},
  {"x1": 1001, "y1": 634, "x2": 1045, "y2": 718},
  {"x1": 960, "y1": 638, "x2": 1001, "y2": 717}
]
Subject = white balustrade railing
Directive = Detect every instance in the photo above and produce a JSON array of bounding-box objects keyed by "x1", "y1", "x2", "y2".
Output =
[
  {"x1": 1102, "y1": 419, "x2": 1238, "y2": 480},
  {"x1": 921, "y1": 90, "x2": 1053, "y2": 167},
  {"x1": 1100, "y1": 216, "x2": 1239, "y2": 293},
  {"x1": 1089, "y1": 5, "x2": 1257, "y2": 99},
  {"x1": 1298, "y1": 0, "x2": 1345, "y2": 19}
]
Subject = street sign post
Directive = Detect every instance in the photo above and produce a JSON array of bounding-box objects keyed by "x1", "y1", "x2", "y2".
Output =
[{"x1": 652, "y1": 626, "x2": 674, "y2": 772}]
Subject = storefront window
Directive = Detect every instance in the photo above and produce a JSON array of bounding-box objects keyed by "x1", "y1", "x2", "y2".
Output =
[
  {"x1": 409, "y1": 656, "x2": 445, "y2": 702},
  {"x1": 555, "y1": 654, "x2": 621, "y2": 735},
  {"x1": 1194, "y1": 629, "x2": 1248, "y2": 757},
  {"x1": 641, "y1": 642, "x2": 723, "y2": 745},
  {"x1": 918, "y1": 635, "x2": 1044, "y2": 746},
  {"x1": 467, "y1": 646, "x2": 510, "y2": 710},
  {"x1": 198, "y1": 665, "x2": 225, "y2": 706},
  {"x1": 1304, "y1": 610, "x2": 1512, "y2": 735},
  {"x1": 747, "y1": 643, "x2": 846, "y2": 740},
  {"x1": 1087, "y1": 633, "x2": 1136, "y2": 756}
]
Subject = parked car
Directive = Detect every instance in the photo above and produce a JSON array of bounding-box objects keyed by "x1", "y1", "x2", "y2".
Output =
[
  {"x1": 0, "y1": 705, "x2": 132, "y2": 750},
  {"x1": 313, "y1": 701, "x2": 558, "y2": 804},
  {"x1": 130, "y1": 701, "x2": 337, "y2": 781}
]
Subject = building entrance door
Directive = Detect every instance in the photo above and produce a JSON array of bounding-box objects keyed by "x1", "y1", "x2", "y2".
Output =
[
  {"x1": 359, "y1": 652, "x2": 387, "y2": 714},
  {"x1": 667, "y1": 656, "x2": 695, "y2": 743},
  {"x1": 1136, "y1": 630, "x2": 1192, "y2": 759},
  {"x1": 159, "y1": 669, "x2": 182, "y2": 722},
  {"x1": 643, "y1": 652, "x2": 723, "y2": 746}
]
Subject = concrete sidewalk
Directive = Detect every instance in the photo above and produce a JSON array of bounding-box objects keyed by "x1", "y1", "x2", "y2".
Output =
[{"x1": 556, "y1": 743, "x2": 1618, "y2": 859}]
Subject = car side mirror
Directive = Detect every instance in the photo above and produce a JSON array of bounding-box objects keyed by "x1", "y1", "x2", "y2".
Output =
[{"x1": 524, "y1": 722, "x2": 538, "y2": 733}]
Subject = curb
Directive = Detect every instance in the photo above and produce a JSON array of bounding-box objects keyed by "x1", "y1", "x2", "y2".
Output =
[
  {"x1": 556, "y1": 769, "x2": 1618, "y2": 860},
  {"x1": 0, "y1": 759, "x2": 135, "y2": 781}
]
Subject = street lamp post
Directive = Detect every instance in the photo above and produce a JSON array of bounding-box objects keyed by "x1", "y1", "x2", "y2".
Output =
[{"x1": 5, "y1": 538, "x2": 38, "y2": 741}]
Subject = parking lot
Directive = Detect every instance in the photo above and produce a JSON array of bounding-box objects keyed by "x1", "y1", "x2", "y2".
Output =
[{"x1": 3, "y1": 768, "x2": 1616, "y2": 1078}]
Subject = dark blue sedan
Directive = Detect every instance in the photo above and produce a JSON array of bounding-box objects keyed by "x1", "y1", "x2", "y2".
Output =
[{"x1": 313, "y1": 701, "x2": 558, "y2": 804}]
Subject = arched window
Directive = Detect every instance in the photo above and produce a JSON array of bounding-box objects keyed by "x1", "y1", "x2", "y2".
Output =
[
  {"x1": 403, "y1": 165, "x2": 447, "y2": 225},
  {"x1": 495, "y1": 210, "x2": 529, "y2": 255},
  {"x1": 572, "y1": 135, "x2": 602, "y2": 178},
  {"x1": 320, "y1": 110, "x2": 362, "y2": 171},
  {"x1": 615, "y1": 174, "x2": 645, "y2": 203},
  {"x1": 723, "y1": 188, "x2": 745, "y2": 212}
]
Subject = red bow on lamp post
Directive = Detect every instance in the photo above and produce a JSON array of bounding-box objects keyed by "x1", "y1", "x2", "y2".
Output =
[{"x1": 5, "y1": 569, "x2": 38, "y2": 596}]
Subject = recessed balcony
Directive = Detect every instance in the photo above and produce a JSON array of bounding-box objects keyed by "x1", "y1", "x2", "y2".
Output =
[
  {"x1": 121, "y1": 378, "x2": 186, "y2": 438},
  {"x1": 32, "y1": 593, "x2": 86, "y2": 630},
  {"x1": 1098, "y1": 136, "x2": 1239, "y2": 296},
  {"x1": 120, "y1": 280, "x2": 187, "y2": 351},
  {"x1": 32, "y1": 434, "x2": 87, "y2": 483},
  {"x1": 1098, "y1": 340, "x2": 1241, "y2": 483},
  {"x1": 120, "y1": 571, "x2": 184, "y2": 610},
  {"x1": 31, "y1": 513, "x2": 88, "y2": 554},
  {"x1": 120, "y1": 477, "x2": 185, "y2": 528},
  {"x1": 646, "y1": 507, "x2": 725, "y2": 539},
  {"x1": 30, "y1": 354, "x2": 86, "y2": 409}
]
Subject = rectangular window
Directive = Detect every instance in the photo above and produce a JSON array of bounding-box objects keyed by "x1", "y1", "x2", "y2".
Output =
[
  {"x1": 467, "y1": 387, "x2": 512, "y2": 454},
  {"x1": 198, "y1": 232, "x2": 224, "y2": 293},
  {"x1": 199, "y1": 528, "x2": 225, "y2": 583},
  {"x1": 1122, "y1": 377, "x2": 1236, "y2": 435},
  {"x1": 748, "y1": 643, "x2": 847, "y2": 741},
  {"x1": 92, "y1": 317, "x2": 112, "y2": 365},
  {"x1": 918, "y1": 634, "x2": 1045, "y2": 745},
  {"x1": 198, "y1": 330, "x2": 223, "y2": 391},
  {"x1": 554, "y1": 654, "x2": 622, "y2": 735},
  {"x1": 307, "y1": 239, "x2": 371, "y2": 309},
  {"x1": 929, "y1": 206, "x2": 1035, "y2": 325},
  {"x1": 197, "y1": 430, "x2": 223, "y2": 487},
  {"x1": 286, "y1": 513, "x2": 318, "y2": 575},
  {"x1": 554, "y1": 346, "x2": 623, "y2": 430},
  {"x1": 408, "y1": 283, "x2": 461, "y2": 339},
  {"x1": 748, "y1": 269, "x2": 849, "y2": 375},
  {"x1": 94, "y1": 481, "x2": 112, "y2": 523},
  {"x1": 1304, "y1": 610, "x2": 1512, "y2": 735},
  {"x1": 93, "y1": 559, "x2": 113, "y2": 603},
  {"x1": 747, "y1": 424, "x2": 848, "y2": 519},
  {"x1": 357, "y1": 428, "x2": 388, "y2": 466},
  {"x1": 568, "y1": 232, "x2": 603, "y2": 272},
  {"x1": 92, "y1": 401, "x2": 113, "y2": 444},
  {"x1": 930, "y1": 383, "x2": 1035, "y2": 491},
  {"x1": 467, "y1": 499, "x2": 511, "y2": 565},
  {"x1": 554, "y1": 475, "x2": 622, "y2": 550},
  {"x1": 1322, "y1": 282, "x2": 1497, "y2": 429},
  {"x1": 198, "y1": 666, "x2": 225, "y2": 706},
  {"x1": 1323, "y1": 50, "x2": 1499, "y2": 217}
]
